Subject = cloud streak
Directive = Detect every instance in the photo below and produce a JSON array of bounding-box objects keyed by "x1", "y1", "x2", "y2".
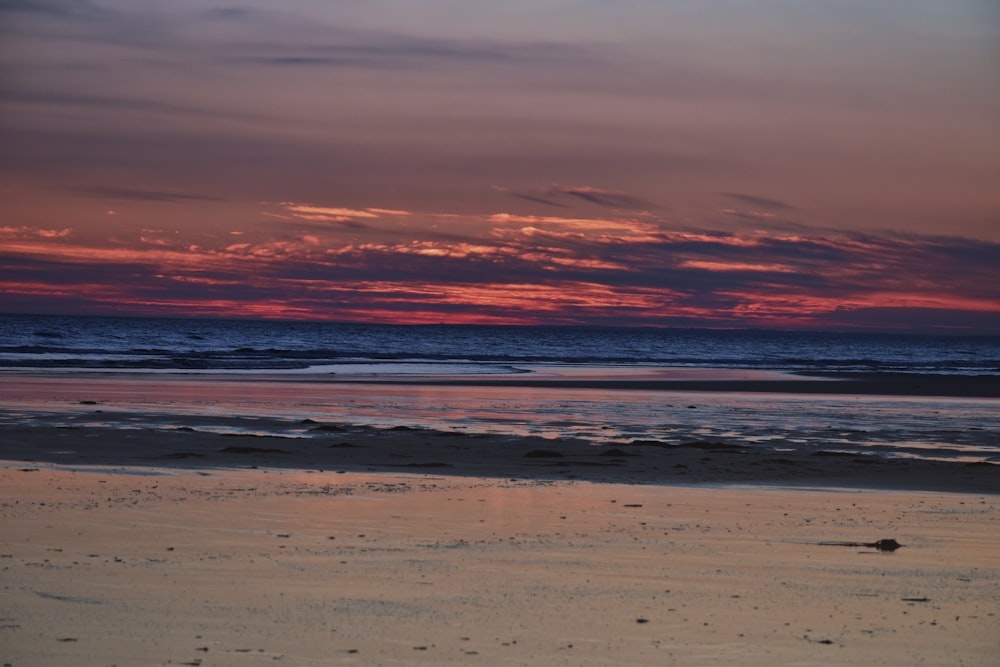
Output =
[
  {"x1": 71, "y1": 186, "x2": 223, "y2": 203},
  {"x1": 722, "y1": 193, "x2": 795, "y2": 210},
  {"x1": 551, "y1": 186, "x2": 654, "y2": 211},
  {"x1": 498, "y1": 185, "x2": 655, "y2": 211},
  {"x1": 247, "y1": 39, "x2": 584, "y2": 71}
]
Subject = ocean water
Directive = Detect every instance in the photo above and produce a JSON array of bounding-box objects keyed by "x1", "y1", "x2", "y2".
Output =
[
  {"x1": 1, "y1": 313, "x2": 997, "y2": 375},
  {"x1": 1, "y1": 314, "x2": 998, "y2": 463}
]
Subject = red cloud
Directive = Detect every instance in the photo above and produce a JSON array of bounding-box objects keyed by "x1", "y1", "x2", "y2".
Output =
[{"x1": 1, "y1": 202, "x2": 997, "y2": 332}]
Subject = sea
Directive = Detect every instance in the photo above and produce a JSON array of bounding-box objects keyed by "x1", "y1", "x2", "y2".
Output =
[
  {"x1": 2, "y1": 313, "x2": 998, "y2": 375},
  {"x1": 1, "y1": 314, "x2": 998, "y2": 463}
]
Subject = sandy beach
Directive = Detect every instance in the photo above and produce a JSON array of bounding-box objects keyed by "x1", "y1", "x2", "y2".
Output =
[
  {"x1": 2, "y1": 369, "x2": 998, "y2": 665},
  {"x1": 2, "y1": 408, "x2": 999, "y2": 666},
  {"x1": 2, "y1": 463, "x2": 998, "y2": 666}
]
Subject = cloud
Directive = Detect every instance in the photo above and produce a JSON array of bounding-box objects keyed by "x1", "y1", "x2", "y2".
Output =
[
  {"x1": 722, "y1": 193, "x2": 795, "y2": 210},
  {"x1": 366, "y1": 208, "x2": 411, "y2": 216},
  {"x1": 550, "y1": 185, "x2": 654, "y2": 210},
  {"x1": 284, "y1": 204, "x2": 378, "y2": 220},
  {"x1": 0, "y1": 225, "x2": 72, "y2": 239},
  {"x1": 2, "y1": 88, "x2": 268, "y2": 124},
  {"x1": 277, "y1": 202, "x2": 412, "y2": 228},
  {"x1": 488, "y1": 213, "x2": 661, "y2": 240},
  {"x1": 202, "y1": 7, "x2": 253, "y2": 21},
  {"x1": 678, "y1": 260, "x2": 795, "y2": 273},
  {"x1": 70, "y1": 186, "x2": 223, "y2": 203},
  {"x1": 246, "y1": 36, "x2": 587, "y2": 71},
  {"x1": 497, "y1": 185, "x2": 655, "y2": 211},
  {"x1": 0, "y1": 0, "x2": 108, "y2": 20},
  {"x1": 493, "y1": 186, "x2": 569, "y2": 208},
  {"x1": 720, "y1": 209, "x2": 779, "y2": 221}
]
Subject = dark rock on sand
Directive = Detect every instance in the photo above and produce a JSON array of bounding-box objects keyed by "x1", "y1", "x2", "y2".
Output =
[
  {"x1": 818, "y1": 538, "x2": 903, "y2": 551},
  {"x1": 869, "y1": 538, "x2": 903, "y2": 551}
]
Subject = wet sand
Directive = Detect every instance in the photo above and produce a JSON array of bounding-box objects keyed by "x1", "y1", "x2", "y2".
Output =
[
  {"x1": 3, "y1": 372, "x2": 999, "y2": 465},
  {"x1": 370, "y1": 370, "x2": 1000, "y2": 398},
  {"x1": 1, "y1": 416, "x2": 998, "y2": 493},
  {"x1": 3, "y1": 368, "x2": 1000, "y2": 398}
]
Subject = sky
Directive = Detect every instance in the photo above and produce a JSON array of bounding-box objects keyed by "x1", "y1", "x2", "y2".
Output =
[{"x1": 1, "y1": 0, "x2": 999, "y2": 332}]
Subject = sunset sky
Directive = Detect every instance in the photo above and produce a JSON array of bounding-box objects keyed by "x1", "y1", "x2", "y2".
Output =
[{"x1": 2, "y1": 1, "x2": 998, "y2": 331}]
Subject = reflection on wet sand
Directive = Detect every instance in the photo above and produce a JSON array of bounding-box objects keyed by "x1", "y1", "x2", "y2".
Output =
[{"x1": 1, "y1": 374, "x2": 997, "y2": 463}]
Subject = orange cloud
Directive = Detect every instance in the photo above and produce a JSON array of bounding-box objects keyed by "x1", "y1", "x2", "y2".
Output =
[
  {"x1": 278, "y1": 202, "x2": 413, "y2": 224},
  {"x1": 282, "y1": 203, "x2": 379, "y2": 219},
  {"x1": 548, "y1": 256, "x2": 628, "y2": 271},
  {"x1": 1, "y1": 225, "x2": 72, "y2": 239},
  {"x1": 366, "y1": 208, "x2": 411, "y2": 216},
  {"x1": 679, "y1": 260, "x2": 795, "y2": 273},
  {"x1": 489, "y1": 213, "x2": 658, "y2": 235}
]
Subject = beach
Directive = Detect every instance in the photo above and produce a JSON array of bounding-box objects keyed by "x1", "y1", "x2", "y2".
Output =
[
  {"x1": 2, "y1": 372, "x2": 999, "y2": 665},
  {"x1": 4, "y1": 0, "x2": 999, "y2": 660}
]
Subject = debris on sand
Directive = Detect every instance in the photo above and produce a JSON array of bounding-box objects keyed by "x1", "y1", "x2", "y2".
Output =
[{"x1": 818, "y1": 538, "x2": 903, "y2": 551}]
